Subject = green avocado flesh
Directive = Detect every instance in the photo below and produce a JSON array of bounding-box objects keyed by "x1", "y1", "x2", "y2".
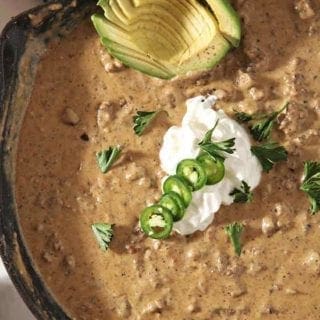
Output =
[
  {"x1": 92, "y1": 0, "x2": 241, "y2": 79},
  {"x1": 205, "y1": 0, "x2": 241, "y2": 47}
]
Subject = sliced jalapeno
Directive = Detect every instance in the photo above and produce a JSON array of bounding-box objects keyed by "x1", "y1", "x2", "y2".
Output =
[
  {"x1": 159, "y1": 192, "x2": 185, "y2": 221},
  {"x1": 176, "y1": 159, "x2": 207, "y2": 191},
  {"x1": 163, "y1": 175, "x2": 192, "y2": 207},
  {"x1": 196, "y1": 154, "x2": 225, "y2": 185},
  {"x1": 139, "y1": 205, "x2": 173, "y2": 239},
  {"x1": 166, "y1": 191, "x2": 186, "y2": 210}
]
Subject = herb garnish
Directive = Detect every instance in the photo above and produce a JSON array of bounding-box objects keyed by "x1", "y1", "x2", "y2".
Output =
[
  {"x1": 235, "y1": 111, "x2": 253, "y2": 123},
  {"x1": 224, "y1": 222, "x2": 244, "y2": 256},
  {"x1": 230, "y1": 181, "x2": 253, "y2": 203},
  {"x1": 133, "y1": 110, "x2": 166, "y2": 136},
  {"x1": 235, "y1": 102, "x2": 288, "y2": 142},
  {"x1": 300, "y1": 161, "x2": 320, "y2": 214},
  {"x1": 198, "y1": 120, "x2": 236, "y2": 162},
  {"x1": 92, "y1": 223, "x2": 114, "y2": 251},
  {"x1": 96, "y1": 145, "x2": 122, "y2": 173},
  {"x1": 251, "y1": 142, "x2": 288, "y2": 172}
]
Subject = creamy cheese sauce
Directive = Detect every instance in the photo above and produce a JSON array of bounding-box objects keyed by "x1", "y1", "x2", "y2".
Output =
[
  {"x1": 160, "y1": 95, "x2": 262, "y2": 235},
  {"x1": 15, "y1": 0, "x2": 320, "y2": 319}
]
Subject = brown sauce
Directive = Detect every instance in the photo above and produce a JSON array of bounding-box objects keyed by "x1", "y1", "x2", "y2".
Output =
[{"x1": 15, "y1": 0, "x2": 320, "y2": 319}]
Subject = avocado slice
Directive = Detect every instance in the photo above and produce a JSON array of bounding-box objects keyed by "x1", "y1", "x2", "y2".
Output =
[
  {"x1": 92, "y1": 0, "x2": 239, "y2": 79},
  {"x1": 93, "y1": 14, "x2": 179, "y2": 76},
  {"x1": 97, "y1": 0, "x2": 127, "y2": 27},
  {"x1": 176, "y1": 29, "x2": 230, "y2": 74},
  {"x1": 101, "y1": 37, "x2": 174, "y2": 75},
  {"x1": 205, "y1": 0, "x2": 241, "y2": 47},
  {"x1": 114, "y1": 0, "x2": 197, "y2": 53},
  {"x1": 106, "y1": 46, "x2": 175, "y2": 79},
  {"x1": 92, "y1": 13, "x2": 131, "y2": 44},
  {"x1": 93, "y1": 14, "x2": 174, "y2": 79},
  {"x1": 107, "y1": 0, "x2": 128, "y2": 24},
  {"x1": 126, "y1": 0, "x2": 211, "y2": 42}
]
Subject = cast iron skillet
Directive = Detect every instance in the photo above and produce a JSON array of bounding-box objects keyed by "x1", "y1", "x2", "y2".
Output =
[{"x1": 0, "y1": 1, "x2": 95, "y2": 319}]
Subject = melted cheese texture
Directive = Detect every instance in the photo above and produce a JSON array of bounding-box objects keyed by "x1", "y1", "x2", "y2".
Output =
[{"x1": 160, "y1": 95, "x2": 262, "y2": 235}]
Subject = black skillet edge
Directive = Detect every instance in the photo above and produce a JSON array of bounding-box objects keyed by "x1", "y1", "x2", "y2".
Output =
[{"x1": 0, "y1": 1, "x2": 95, "y2": 319}]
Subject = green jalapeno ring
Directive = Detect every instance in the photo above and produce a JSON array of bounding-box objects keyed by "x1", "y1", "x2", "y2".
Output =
[
  {"x1": 140, "y1": 205, "x2": 173, "y2": 239},
  {"x1": 176, "y1": 159, "x2": 207, "y2": 191},
  {"x1": 159, "y1": 192, "x2": 185, "y2": 222},
  {"x1": 166, "y1": 191, "x2": 186, "y2": 210},
  {"x1": 163, "y1": 175, "x2": 192, "y2": 207},
  {"x1": 196, "y1": 154, "x2": 225, "y2": 185}
]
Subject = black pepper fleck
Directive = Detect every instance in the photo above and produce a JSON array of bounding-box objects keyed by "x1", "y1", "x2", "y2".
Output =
[{"x1": 80, "y1": 133, "x2": 89, "y2": 141}]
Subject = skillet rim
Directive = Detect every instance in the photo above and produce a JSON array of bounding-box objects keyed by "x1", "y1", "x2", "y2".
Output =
[{"x1": 0, "y1": 1, "x2": 94, "y2": 319}]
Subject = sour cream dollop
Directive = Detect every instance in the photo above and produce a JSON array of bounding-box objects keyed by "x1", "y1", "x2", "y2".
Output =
[{"x1": 159, "y1": 95, "x2": 262, "y2": 235}]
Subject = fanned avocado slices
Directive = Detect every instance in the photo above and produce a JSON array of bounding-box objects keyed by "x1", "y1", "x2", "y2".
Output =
[{"x1": 92, "y1": 0, "x2": 241, "y2": 79}]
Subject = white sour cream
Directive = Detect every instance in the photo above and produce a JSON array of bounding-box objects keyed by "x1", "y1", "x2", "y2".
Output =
[{"x1": 159, "y1": 95, "x2": 262, "y2": 235}]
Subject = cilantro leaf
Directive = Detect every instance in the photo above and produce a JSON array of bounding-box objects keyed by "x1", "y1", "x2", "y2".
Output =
[
  {"x1": 250, "y1": 116, "x2": 277, "y2": 142},
  {"x1": 133, "y1": 110, "x2": 166, "y2": 136},
  {"x1": 224, "y1": 222, "x2": 244, "y2": 256},
  {"x1": 251, "y1": 142, "x2": 287, "y2": 172},
  {"x1": 198, "y1": 120, "x2": 236, "y2": 162},
  {"x1": 300, "y1": 161, "x2": 320, "y2": 214},
  {"x1": 92, "y1": 223, "x2": 114, "y2": 251},
  {"x1": 235, "y1": 102, "x2": 288, "y2": 142},
  {"x1": 199, "y1": 120, "x2": 220, "y2": 144},
  {"x1": 234, "y1": 111, "x2": 253, "y2": 123},
  {"x1": 230, "y1": 181, "x2": 253, "y2": 203},
  {"x1": 96, "y1": 145, "x2": 122, "y2": 173}
]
